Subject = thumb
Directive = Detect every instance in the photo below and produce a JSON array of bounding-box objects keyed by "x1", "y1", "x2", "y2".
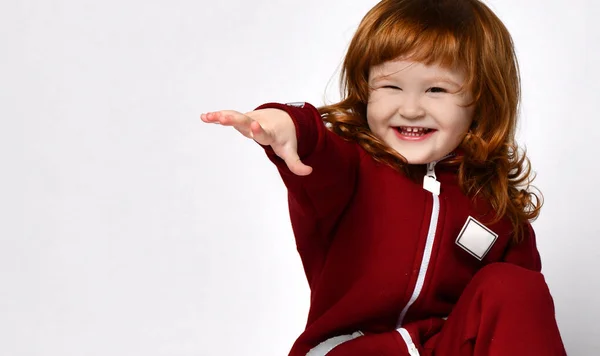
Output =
[{"x1": 276, "y1": 144, "x2": 312, "y2": 176}]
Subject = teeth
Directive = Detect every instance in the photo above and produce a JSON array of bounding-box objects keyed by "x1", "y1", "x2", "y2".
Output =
[
  {"x1": 404, "y1": 127, "x2": 425, "y2": 132},
  {"x1": 398, "y1": 126, "x2": 430, "y2": 136}
]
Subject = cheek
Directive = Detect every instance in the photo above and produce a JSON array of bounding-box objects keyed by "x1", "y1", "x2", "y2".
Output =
[
  {"x1": 457, "y1": 114, "x2": 473, "y2": 132},
  {"x1": 367, "y1": 97, "x2": 395, "y2": 123},
  {"x1": 366, "y1": 104, "x2": 385, "y2": 127},
  {"x1": 365, "y1": 107, "x2": 374, "y2": 128},
  {"x1": 440, "y1": 107, "x2": 474, "y2": 134},
  {"x1": 365, "y1": 111, "x2": 379, "y2": 131},
  {"x1": 460, "y1": 107, "x2": 475, "y2": 131}
]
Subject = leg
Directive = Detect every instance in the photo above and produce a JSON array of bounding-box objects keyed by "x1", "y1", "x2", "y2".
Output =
[{"x1": 425, "y1": 263, "x2": 566, "y2": 356}]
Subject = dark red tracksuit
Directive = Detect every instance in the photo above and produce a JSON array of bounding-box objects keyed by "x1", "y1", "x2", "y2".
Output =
[{"x1": 255, "y1": 102, "x2": 566, "y2": 355}]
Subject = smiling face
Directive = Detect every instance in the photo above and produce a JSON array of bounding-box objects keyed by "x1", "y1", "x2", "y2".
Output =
[{"x1": 367, "y1": 59, "x2": 475, "y2": 164}]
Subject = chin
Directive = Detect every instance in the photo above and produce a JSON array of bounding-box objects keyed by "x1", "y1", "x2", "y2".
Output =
[
  {"x1": 394, "y1": 153, "x2": 427, "y2": 165},
  {"x1": 403, "y1": 152, "x2": 454, "y2": 165},
  {"x1": 392, "y1": 145, "x2": 451, "y2": 165},
  {"x1": 403, "y1": 157, "x2": 430, "y2": 165},
  {"x1": 393, "y1": 149, "x2": 432, "y2": 165}
]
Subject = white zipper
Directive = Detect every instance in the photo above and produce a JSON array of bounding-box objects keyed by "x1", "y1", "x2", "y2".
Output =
[
  {"x1": 397, "y1": 328, "x2": 420, "y2": 356},
  {"x1": 395, "y1": 190, "x2": 440, "y2": 327},
  {"x1": 395, "y1": 157, "x2": 448, "y2": 355},
  {"x1": 423, "y1": 161, "x2": 441, "y2": 195}
]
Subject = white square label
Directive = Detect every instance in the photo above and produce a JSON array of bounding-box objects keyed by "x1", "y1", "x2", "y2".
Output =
[{"x1": 455, "y1": 216, "x2": 498, "y2": 260}]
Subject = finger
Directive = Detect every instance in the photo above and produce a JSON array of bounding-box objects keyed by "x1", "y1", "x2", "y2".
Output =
[
  {"x1": 202, "y1": 111, "x2": 256, "y2": 138},
  {"x1": 228, "y1": 114, "x2": 255, "y2": 138},
  {"x1": 217, "y1": 110, "x2": 252, "y2": 128},
  {"x1": 200, "y1": 112, "x2": 218, "y2": 123},
  {"x1": 249, "y1": 120, "x2": 275, "y2": 145},
  {"x1": 200, "y1": 111, "x2": 247, "y2": 126},
  {"x1": 220, "y1": 111, "x2": 260, "y2": 139}
]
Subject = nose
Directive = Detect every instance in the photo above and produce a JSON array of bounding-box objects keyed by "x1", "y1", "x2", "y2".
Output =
[{"x1": 398, "y1": 94, "x2": 425, "y2": 120}]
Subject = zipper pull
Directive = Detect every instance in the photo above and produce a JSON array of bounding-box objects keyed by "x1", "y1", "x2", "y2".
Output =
[{"x1": 423, "y1": 161, "x2": 440, "y2": 195}]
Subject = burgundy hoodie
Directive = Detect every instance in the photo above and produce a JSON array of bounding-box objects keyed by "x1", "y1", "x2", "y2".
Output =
[{"x1": 254, "y1": 102, "x2": 541, "y2": 356}]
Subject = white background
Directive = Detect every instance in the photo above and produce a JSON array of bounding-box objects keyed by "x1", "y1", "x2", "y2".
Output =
[{"x1": 3, "y1": 0, "x2": 599, "y2": 354}]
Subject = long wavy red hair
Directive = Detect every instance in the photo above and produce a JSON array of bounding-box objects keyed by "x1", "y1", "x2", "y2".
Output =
[{"x1": 319, "y1": 0, "x2": 542, "y2": 242}]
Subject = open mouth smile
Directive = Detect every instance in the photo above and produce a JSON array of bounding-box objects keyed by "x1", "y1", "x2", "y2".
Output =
[{"x1": 394, "y1": 126, "x2": 436, "y2": 141}]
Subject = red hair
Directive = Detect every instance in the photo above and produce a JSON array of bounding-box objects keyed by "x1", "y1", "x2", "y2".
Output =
[{"x1": 319, "y1": 0, "x2": 542, "y2": 242}]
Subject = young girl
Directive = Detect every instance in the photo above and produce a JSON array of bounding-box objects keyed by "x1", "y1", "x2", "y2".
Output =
[{"x1": 201, "y1": 0, "x2": 566, "y2": 355}]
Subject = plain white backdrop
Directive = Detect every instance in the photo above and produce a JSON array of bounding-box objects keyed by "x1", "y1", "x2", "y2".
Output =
[{"x1": 3, "y1": 0, "x2": 599, "y2": 354}]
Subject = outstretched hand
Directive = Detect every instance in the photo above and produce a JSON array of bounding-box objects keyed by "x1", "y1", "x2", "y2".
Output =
[{"x1": 200, "y1": 109, "x2": 312, "y2": 176}]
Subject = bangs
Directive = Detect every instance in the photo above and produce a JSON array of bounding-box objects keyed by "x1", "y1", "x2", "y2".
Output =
[
  {"x1": 349, "y1": 0, "x2": 479, "y2": 94},
  {"x1": 370, "y1": 24, "x2": 466, "y2": 70}
]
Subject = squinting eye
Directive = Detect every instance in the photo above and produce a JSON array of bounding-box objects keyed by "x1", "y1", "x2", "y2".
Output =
[
  {"x1": 428, "y1": 87, "x2": 447, "y2": 93},
  {"x1": 383, "y1": 85, "x2": 402, "y2": 90}
]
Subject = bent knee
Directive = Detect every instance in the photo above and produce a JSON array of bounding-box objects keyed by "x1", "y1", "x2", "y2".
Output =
[{"x1": 472, "y1": 263, "x2": 552, "y2": 304}]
